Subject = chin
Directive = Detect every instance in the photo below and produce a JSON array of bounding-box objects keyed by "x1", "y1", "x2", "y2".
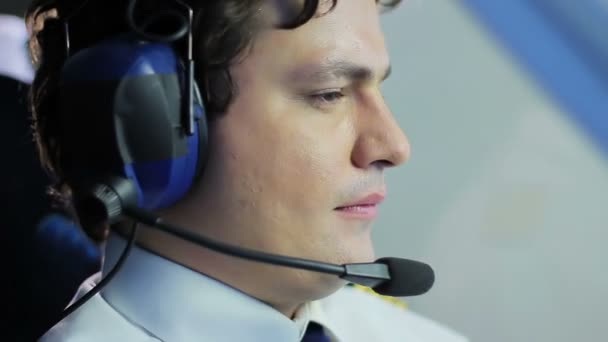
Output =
[
  {"x1": 331, "y1": 218, "x2": 376, "y2": 263},
  {"x1": 297, "y1": 247, "x2": 375, "y2": 302},
  {"x1": 291, "y1": 227, "x2": 377, "y2": 301},
  {"x1": 340, "y1": 233, "x2": 376, "y2": 265},
  {"x1": 305, "y1": 273, "x2": 350, "y2": 301}
]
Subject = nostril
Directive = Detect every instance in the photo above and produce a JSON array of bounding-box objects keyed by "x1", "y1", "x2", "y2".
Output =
[{"x1": 374, "y1": 160, "x2": 394, "y2": 169}]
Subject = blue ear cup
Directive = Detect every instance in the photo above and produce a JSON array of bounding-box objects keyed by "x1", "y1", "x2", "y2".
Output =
[{"x1": 59, "y1": 33, "x2": 208, "y2": 210}]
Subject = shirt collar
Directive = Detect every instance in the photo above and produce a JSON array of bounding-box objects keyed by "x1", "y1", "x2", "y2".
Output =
[
  {"x1": 0, "y1": 14, "x2": 34, "y2": 84},
  {"x1": 102, "y1": 233, "x2": 301, "y2": 341},
  {"x1": 292, "y1": 294, "x2": 343, "y2": 341}
]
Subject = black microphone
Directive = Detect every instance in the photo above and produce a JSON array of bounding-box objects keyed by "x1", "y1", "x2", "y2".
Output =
[
  {"x1": 83, "y1": 177, "x2": 435, "y2": 297},
  {"x1": 373, "y1": 257, "x2": 435, "y2": 296}
]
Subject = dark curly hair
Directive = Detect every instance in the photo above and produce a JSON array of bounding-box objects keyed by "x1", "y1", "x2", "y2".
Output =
[{"x1": 27, "y1": 0, "x2": 401, "y2": 240}]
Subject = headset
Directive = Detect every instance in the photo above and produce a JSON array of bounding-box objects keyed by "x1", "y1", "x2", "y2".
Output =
[
  {"x1": 59, "y1": 0, "x2": 208, "y2": 216},
  {"x1": 40, "y1": 0, "x2": 210, "y2": 328}
]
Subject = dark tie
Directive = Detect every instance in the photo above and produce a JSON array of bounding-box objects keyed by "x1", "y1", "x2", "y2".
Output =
[{"x1": 301, "y1": 322, "x2": 330, "y2": 342}]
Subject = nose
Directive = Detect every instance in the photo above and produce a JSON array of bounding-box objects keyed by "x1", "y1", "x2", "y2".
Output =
[{"x1": 351, "y1": 91, "x2": 411, "y2": 170}]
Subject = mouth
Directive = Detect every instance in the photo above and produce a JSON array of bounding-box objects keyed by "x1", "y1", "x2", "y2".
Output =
[
  {"x1": 334, "y1": 192, "x2": 385, "y2": 220},
  {"x1": 334, "y1": 204, "x2": 379, "y2": 219}
]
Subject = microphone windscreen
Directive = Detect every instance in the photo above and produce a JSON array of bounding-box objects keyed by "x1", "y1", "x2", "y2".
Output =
[{"x1": 372, "y1": 257, "x2": 435, "y2": 297}]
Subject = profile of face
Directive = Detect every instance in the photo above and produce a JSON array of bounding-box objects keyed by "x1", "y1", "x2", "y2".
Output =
[{"x1": 159, "y1": 0, "x2": 410, "y2": 312}]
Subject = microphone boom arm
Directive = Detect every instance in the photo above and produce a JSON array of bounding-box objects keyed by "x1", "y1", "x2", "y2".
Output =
[{"x1": 122, "y1": 206, "x2": 390, "y2": 287}]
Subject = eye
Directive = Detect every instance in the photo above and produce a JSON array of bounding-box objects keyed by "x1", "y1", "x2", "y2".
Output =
[{"x1": 308, "y1": 90, "x2": 346, "y2": 108}]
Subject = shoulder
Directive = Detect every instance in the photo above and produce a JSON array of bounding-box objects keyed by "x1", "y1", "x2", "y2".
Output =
[
  {"x1": 317, "y1": 285, "x2": 468, "y2": 342},
  {"x1": 40, "y1": 292, "x2": 160, "y2": 342},
  {"x1": 0, "y1": 15, "x2": 34, "y2": 83}
]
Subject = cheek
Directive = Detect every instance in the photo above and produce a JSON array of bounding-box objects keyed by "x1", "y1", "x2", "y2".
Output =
[{"x1": 215, "y1": 99, "x2": 354, "y2": 215}]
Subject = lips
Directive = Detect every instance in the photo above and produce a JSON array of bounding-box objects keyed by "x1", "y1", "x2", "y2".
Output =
[
  {"x1": 335, "y1": 193, "x2": 385, "y2": 219},
  {"x1": 336, "y1": 193, "x2": 386, "y2": 208}
]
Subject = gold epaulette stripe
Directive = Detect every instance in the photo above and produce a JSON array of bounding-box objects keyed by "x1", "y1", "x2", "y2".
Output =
[{"x1": 349, "y1": 283, "x2": 408, "y2": 310}]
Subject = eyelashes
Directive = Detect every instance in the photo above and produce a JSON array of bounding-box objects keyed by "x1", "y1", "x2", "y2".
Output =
[
  {"x1": 302, "y1": 84, "x2": 385, "y2": 112},
  {"x1": 307, "y1": 89, "x2": 346, "y2": 109}
]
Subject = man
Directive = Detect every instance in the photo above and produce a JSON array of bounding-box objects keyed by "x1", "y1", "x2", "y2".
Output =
[{"x1": 29, "y1": 0, "x2": 467, "y2": 340}]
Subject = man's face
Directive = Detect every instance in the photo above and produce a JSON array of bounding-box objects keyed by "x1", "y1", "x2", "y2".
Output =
[{"x1": 188, "y1": 0, "x2": 409, "y2": 299}]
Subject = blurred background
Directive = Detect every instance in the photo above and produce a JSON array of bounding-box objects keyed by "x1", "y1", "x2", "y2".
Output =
[
  {"x1": 2, "y1": 0, "x2": 607, "y2": 341},
  {"x1": 377, "y1": 1, "x2": 608, "y2": 341}
]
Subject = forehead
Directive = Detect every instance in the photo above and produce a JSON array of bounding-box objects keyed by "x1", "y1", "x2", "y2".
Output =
[{"x1": 249, "y1": 0, "x2": 390, "y2": 77}]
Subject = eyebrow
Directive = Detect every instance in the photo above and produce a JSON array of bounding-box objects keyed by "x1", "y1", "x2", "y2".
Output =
[{"x1": 292, "y1": 60, "x2": 392, "y2": 84}]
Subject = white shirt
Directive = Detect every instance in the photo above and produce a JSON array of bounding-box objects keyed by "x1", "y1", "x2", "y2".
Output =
[
  {"x1": 42, "y1": 234, "x2": 468, "y2": 341},
  {"x1": 0, "y1": 14, "x2": 33, "y2": 83}
]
